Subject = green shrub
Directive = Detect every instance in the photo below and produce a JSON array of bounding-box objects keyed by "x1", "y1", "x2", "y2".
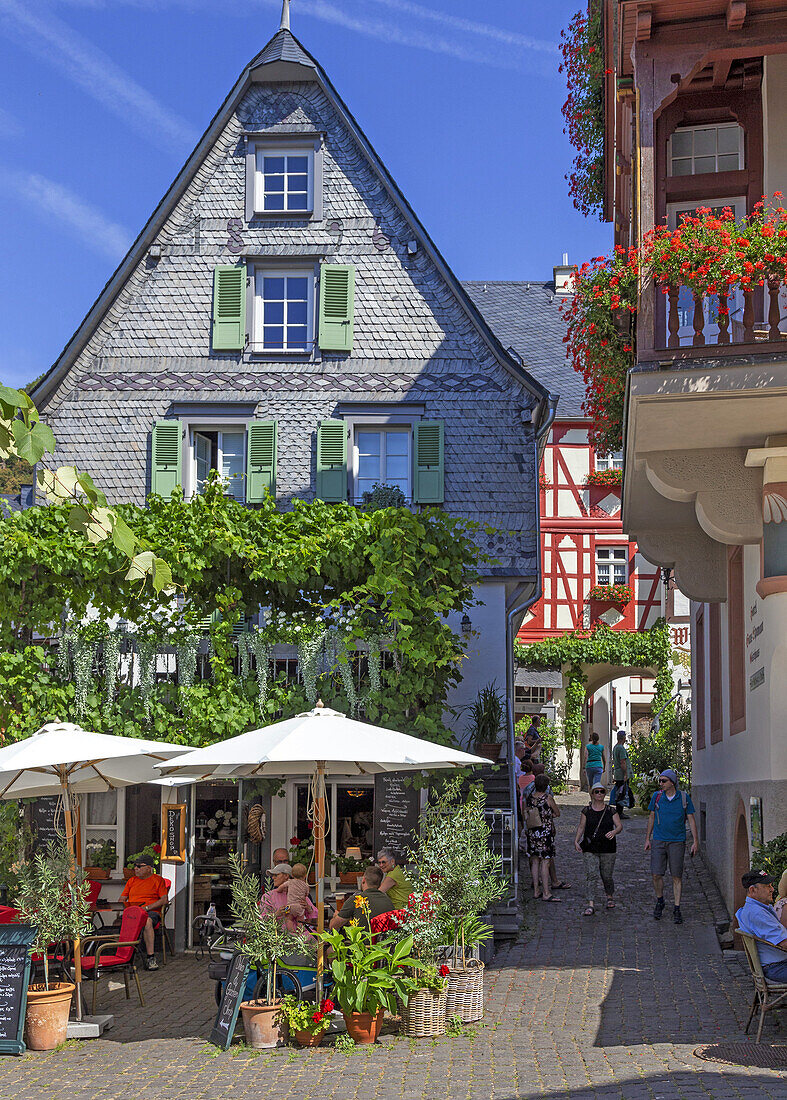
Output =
[{"x1": 752, "y1": 833, "x2": 787, "y2": 881}]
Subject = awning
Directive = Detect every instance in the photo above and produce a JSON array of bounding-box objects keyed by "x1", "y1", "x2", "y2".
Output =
[{"x1": 515, "y1": 667, "x2": 563, "y2": 689}]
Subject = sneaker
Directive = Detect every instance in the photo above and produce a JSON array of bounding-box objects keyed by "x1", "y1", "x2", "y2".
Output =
[
  {"x1": 653, "y1": 897, "x2": 665, "y2": 921},
  {"x1": 673, "y1": 906, "x2": 683, "y2": 925},
  {"x1": 145, "y1": 955, "x2": 159, "y2": 971}
]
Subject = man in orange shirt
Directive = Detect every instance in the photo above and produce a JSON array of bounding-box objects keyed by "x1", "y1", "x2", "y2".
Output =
[{"x1": 119, "y1": 855, "x2": 168, "y2": 970}]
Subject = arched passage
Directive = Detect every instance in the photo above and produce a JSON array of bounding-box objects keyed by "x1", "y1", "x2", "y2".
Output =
[{"x1": 733, "y1": 801, "x2": 750, "y2": 915}]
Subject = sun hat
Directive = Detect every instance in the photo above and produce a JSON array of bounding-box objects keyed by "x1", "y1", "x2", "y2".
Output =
[
  {"x1": 268, "y1": 862, "x2": 293, "y2": 876},
  {"x1": 591, "y1": 783, "x2": 606, "y2": 793}
]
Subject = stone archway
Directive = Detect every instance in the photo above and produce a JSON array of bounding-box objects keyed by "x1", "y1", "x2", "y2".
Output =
[{"x1": 733, "y1": 801, "x2": 750, "y2": 915}]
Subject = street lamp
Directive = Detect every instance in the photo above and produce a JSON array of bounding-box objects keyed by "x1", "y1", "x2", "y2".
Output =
[{"x1": 649, "y1": 678, "x2": 689, "y2": 734}]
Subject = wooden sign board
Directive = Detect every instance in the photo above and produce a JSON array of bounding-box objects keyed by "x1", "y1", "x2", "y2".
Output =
[
  {"x1": 373, "y1": 773, "x2": 420, "y2": 864},
  {"x1": 209, "y1": 952, "x2": 249, "y2": 1050},
  {"x1": 0, "y1": 924, "x2": 37, "y2": 1056},
  {"x1": 161, "y1": 803, "x2": 186, "y2": 864}
]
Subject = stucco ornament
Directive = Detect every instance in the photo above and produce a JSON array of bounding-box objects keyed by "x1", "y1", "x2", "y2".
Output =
[{"x1": 763, "y1": 490, "x2": 787, "y2": 524}]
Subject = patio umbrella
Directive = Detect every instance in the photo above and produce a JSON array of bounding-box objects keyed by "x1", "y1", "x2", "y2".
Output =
[
  {"x1": 0, "y1": 722, "x2": 193, "y2": 1019},
  {"x1": 157, "y1": 702, "x2": 488, "y2": 994}
]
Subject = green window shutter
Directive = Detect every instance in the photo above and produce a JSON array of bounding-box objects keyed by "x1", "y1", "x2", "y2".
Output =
[
  {"x1": 318, "y1": 264, "x2": 354, "y2": 351},
  {"x1": 413, "y1": 420, "x2": 444, "y2": 505},
  {"x1": 151, "y1": 420, "x2": 182, "y2": 499},
  {"x1": 316, "y1": 418, "x2": 347, "y2": 502},
  {"x1": 212, "y1": 265, "x2": 246, "y2": 351},
  {"x1": 246, "y1": 420, "x2": 277, "y2": 503}
]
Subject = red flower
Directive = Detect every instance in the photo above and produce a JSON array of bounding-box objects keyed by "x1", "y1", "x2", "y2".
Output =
[
  {"x1": 289, "y1": 836, "x2": 299, "y2": 845},
  {"x1": 312, "y1": 1011, "x2": 324, "y2": 1022},
  {"x1": 439, "y1": 965, "x2": 450, "y2": 977},
  {"x1": 152, "y1": 843, "x2": 161, "y2": 853},
  {"x1": 322, "y1": 998, "x2": 334, "y2": 1012}
]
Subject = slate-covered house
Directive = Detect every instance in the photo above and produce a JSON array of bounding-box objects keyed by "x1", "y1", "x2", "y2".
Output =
[{"x1": 28, "y1": 18, "x2": 550, "y2": 930}]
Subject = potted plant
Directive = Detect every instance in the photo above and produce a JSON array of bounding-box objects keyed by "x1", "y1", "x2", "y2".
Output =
[
  {"x1": 278, "y1": 994, "x2": 335, "y2": 1047},
  {"x1": 15, "y1": 841, "x2": 91, "y2": 1050},
  {"x1": 84, "y1": 838, "x2": 116, "y2": 881},
  {"x1": 464, "y1": 682, "x2": 506, "y2": 762},
  {"x1": 333, "y1": 851, "x2": 366, "y2": 886},
  {"x1": 384, "y1": 889, "x2": 451, "y2": 1037},
  {"x1": 288, "y1": 832, "x2": 316, "y2": 884},
  {"x1": 319, "y1": 896, "x2": 420, "y2": 1044},
  {"x1": 407, "y1": 779, "x2": 506, "y2": 1023},
  {"x1": 399, "y1": 963, "x2": 449, "y2": 1038},
  {"x1": 124, "y1": 842, "x2": 161, "y2": 880},
  {"x1": 228, "y1": 852, "x2": 311, "y2": 1049}
]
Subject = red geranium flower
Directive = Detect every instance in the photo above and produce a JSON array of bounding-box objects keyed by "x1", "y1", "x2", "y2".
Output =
[
  {"x1": 152, "y1": 843, "x2": 161, "y2": 853},
  {"x1": 312, "y1": 1011, "x2": 324, "y2": 1022},
  {"x1": 322, "y1": 998, "x2": 334, "y2": 1012},
  {"x1": 439, "y1": 964, "x2": 450, "y2": 977},
  {"x1": 289, "y1": 836, "x2": 299, "y2": 845}
]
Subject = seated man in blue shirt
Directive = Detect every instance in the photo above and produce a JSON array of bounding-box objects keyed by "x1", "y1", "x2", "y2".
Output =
[{"x1": 736, "y1": 868, "x2": 787, "y2": 982}]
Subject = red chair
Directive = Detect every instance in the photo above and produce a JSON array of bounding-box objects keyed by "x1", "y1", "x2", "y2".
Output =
[
  {"x1": 79, "y1": 905, "x2": 148, "y2": 1013},
  {"x1": 0, "y1": 906, "x2": 19, "y2": 924}
]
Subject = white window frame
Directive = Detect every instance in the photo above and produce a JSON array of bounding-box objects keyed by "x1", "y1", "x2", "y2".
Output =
[
  {"x1": 245, "y1": 132, "x2": 324, "y2": 221},
  {"x1": 251, "y1": 266, "x2": 315, "y2": 356},
  {"x1": 515, "y1": 686, "x2": 549, "y2": 706},
  {"x1": 351, "y1": 425, "x2": 412, "y2": 504},
  {"x1": 596, "y1": 451, "x2": 623, "y2": 471},
  {"x1": 181, "y1": 418, "x2": 252, "y2": 502},
  {"x1": 254, "y1": 147, "x2": 314, "y2": 214},
  {"x1": 595, "y1": 546, "x2": 628, "y2": 586},
  {"x1": 82, "y1": 789, "x2": 126, "y2": 875},
  {"x1": 668, "y1": 122, "x2": 744, "y2": 177}
]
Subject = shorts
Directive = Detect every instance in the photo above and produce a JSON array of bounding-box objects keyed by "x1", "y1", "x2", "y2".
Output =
[{"x1": 650, "y1": 839, "x2": 685, "y2": 878}]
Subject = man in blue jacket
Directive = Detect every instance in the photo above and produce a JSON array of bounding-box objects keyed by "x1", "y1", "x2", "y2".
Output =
[
  {"x1": 736, "y1": 868, "x2": 787, "y2": 981},
  {"x1": 644, "y1": 768, "x2": 698, "y2": 925}
]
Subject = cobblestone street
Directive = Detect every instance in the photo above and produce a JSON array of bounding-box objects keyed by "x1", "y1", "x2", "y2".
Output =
[{"x1": 2, "y1": 793, "x2": 785, "y2": 1099}]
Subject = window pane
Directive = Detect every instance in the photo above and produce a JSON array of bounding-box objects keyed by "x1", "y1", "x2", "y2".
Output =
[
  {"x1": 264, "y1": 156, "x2": 285, "y2": 173},
  {"x1": 614, "y1": 566, "x2": 627, "y2": 583},
  {"x1": 288, "y1": 277, "x2": 308, "y2": 300},
  {"x1": 86, "y1": 791, "x2": 117, "y2": 826},
  {"x1": 264, "y1": 326, "x2": 284, "y2": 349},
  {"x1": 386, "y1": 454, "x2": 409, "y2": 480},
  {"x1": 718, "y1": 153, "x2": 739, "y2": 172},
  {"x1": 717, "y1": 125, "x2": 740, "y2": 154},
  {"x1": 288, "y1": 300, "x2": 307, "y2": 324},
  {"x1": 671, "y1": 130, "x2": 692, "y2": 157},
  {"x1": 597, "y1": 566, "x2": 610, "y2": 584},
  {"x1": 265, "y1": 175, "x2": 285, "y2": 192},
  {"x1": 287, "y1": 325, "x2": 308, "y2": 349},
  {"x1": 289, "y1": 175, "x2": 308, "y2": 192},
  {"x1": 221, "y1": 433, "x2": 245, "y2": 499},
  {"x1": 288, "y1": 193, "x2": 308, "y2": 211},
  {"x1": 694, "y1": 156, "x2": 716, "y2": 174},
  {"x1": 358, "y1": 455, "x2": 381, "y2": 480},
  {"x1": 612, "y1": 549, "x2": 627, "y2": 561},
  {"x1": 264, "y1": 278, "x2": 285, "y2": 300},
  {"x1": 671, "y1": 158, "x2": 692, "y2": 177},
  {"x1": 287, "y1": 156, "x2": 309, "y2": 173},
  {"x1": 264, "y1": 192, "x2": 285, "y2": 210},
  {"x1": 597, "y1": 548, "x2": 610, "y2": 560},
  {"x1": 264, "y1": 301, "x2": 284, "y2": 324},
  {"x1": 385, "y1": 433, "x2": 409, "y2": 456},
  {"x1": 693, "y1": 128, "x2": 716, "y2": 156},
  {"x1": 357, "y1": 432, "x2": 381, "y2": 456}
]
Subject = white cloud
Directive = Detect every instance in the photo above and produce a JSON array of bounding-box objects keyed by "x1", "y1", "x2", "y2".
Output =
[
  {"x1": 49, "y1": 0, "x2": 558, "y2": 74},
  {"x1": 0, "y1": 0, "x2": 198, "y2": 152},
  {"x1": 0, "y1": 168, "x2": 132, "y2": 260}
]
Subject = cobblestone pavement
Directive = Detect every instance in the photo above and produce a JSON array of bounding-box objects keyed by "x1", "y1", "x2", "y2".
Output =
[{"x1": 3, "y1": 793, "x2": 787, "y2": 1098}]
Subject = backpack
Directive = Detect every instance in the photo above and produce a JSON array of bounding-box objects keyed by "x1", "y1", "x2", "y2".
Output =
[{"x1": 654, "y1": 788, "x2": 687, "y2": 824}]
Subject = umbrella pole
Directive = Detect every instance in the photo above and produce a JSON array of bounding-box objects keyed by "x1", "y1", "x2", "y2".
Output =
[
  {"x1": 314, "y1": 763, "x2": 326, "y2": 1002},
  {"x1": 60, "y1": 778, "x2": 83, "y2": 1021}
]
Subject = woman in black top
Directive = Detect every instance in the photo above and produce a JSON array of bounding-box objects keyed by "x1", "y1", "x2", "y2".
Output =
[{"x1": 574, "y1": 783, "x2": 622, "y2": 916}]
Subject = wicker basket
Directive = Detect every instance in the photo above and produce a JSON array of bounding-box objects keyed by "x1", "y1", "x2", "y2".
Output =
[
  {"x1": 444, "y1": 960, "x2": 484, "y2": 1023},
  {"x1": 399, "y1": 988, "x2": 447, "y2": 1038}
]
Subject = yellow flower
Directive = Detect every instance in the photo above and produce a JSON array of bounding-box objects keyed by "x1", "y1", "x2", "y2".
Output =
[
  {"x1": 349, "y1": 918, "x2": 359, "y2": 927},
  {"x1": 354, "y1": 894, "x2": 370, "y2": 915}
]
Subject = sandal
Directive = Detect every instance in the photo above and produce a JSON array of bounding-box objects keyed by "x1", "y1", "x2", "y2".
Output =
[
  {"x1": 542, "y1": 895, "x2": 562, "y2": 903},
  {"x1": 606, "y1": 899, "x2": 616, "y2": 909},
  {"x1": 583, "y1": 906, "x2": 595, "y2": 917},
  {"x1": 553, "y1": 881, "x2": 571, "y2": 890}
]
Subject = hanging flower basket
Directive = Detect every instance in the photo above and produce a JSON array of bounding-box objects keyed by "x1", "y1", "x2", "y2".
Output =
[
  {"x1": 444, "y1": 960, "x2": 484, "y2": 1023},
  {"x1": 398, "y1": 987, "x2": 447, "y2": 1037}
]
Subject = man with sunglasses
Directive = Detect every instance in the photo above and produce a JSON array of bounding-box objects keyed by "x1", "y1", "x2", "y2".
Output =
[{"x1": 644, "y1": 768, "x2": 698, "y2": 925}]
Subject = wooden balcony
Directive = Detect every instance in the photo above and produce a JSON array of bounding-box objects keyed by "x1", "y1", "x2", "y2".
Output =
[{"x1": 640, "y1": 278, "x2": 787, "y2": 363}]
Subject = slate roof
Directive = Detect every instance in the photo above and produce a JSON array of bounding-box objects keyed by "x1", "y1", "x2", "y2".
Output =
[{"x1": 463, "y1": 281, "x2": 586, "y2": 418}]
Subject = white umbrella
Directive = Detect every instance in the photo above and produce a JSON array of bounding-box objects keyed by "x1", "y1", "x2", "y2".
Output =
[
  {"x1": 0, "y1": 722, "x2": 193, "y2": 1018},
  {"x1": 158, "y1": 702, "x2": 488, "y2": 994}
]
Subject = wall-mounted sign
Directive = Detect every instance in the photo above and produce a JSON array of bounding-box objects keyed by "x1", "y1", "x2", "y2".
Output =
[
  {"x1": 750, "y1": 796, "x2": 764, "y2": 850},
  {"x1": 161, "y1": 803, "x2": 186, "y2": 864}
]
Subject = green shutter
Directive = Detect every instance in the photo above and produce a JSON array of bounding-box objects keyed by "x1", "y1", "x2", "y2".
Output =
[
  {"x1": 318, "y1": 264, "x2": 354, "y2": 351},
  {"x1": 413, "y1": 420, "x2": 444, "y2": 505},
  {"x1": 246, "y1": 420, "x2": 277, "y2": 503},
  {"x1": 316, "y1": 419, "x2": 347, "y2": 502},
  {"x1": 212, "y1": 265, "x2": 246, "y2": 351},
  {"x1": 151, "y1": 420, "x2": 182, "y2": 499}
]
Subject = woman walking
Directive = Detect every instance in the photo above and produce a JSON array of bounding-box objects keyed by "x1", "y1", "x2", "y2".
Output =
[
  {"x1": 574, "y1": 783, "x2": 622, "y2": 916},
  {"x1": 584, "y1": 732, "x2": 605, "y2": 790},
  {"x1": 524, "y1": 774, "x2": 562, "y2": 903}
]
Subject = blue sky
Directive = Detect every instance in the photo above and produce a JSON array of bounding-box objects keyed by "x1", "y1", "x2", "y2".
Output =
[{"x1": 0, "y1": 0, "x2": 611, "y2": 389}]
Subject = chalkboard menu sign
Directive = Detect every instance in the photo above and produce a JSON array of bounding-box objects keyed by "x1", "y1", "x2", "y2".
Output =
[
  {"x1": 161, "y1": 803, "x2": 186, "y2": 864},
  {"x1": 28, "y1": 797, "x2": 60, "y2": 850},
  {"x1": 373, "y1": 773, "x2": 420, "y2": 863},
  {"x1": 0, "y1": 924, "x2": 36, "y2": 1056},
  {"x1": 209, "y1": 952, "x2": 249, "y2": 1050}
]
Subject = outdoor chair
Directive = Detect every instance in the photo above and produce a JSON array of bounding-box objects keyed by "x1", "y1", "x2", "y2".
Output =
[
  {"x1": 78, "y1": 904, "x2": 148, "y2": 1014},
  {"x1": 0, "y1": 905, "x2": 19, "y2": 924},
  {"x1": 736, "y1": 928, "x2": 787, "y2": 1042},
  {"x1": 155, "y1": 877, "x2": 175, "y2": 964}
]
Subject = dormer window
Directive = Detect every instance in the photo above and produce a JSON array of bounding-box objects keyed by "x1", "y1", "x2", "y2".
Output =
[
  {"x1": 669, "y1": 122, "x2": 743, "y2": 177},
  {"x1": 245, "y1": 133, "x2": 324, "y2": 221}
]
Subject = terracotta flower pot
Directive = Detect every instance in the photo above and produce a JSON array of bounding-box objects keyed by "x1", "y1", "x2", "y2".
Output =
[
  {"x1": 24, "y1": 982, "x2": 75, "y2": 1051},
  {"x1": 477, "y1": 743, "x2": 502, "y2": 763},
  {"x1": 342, "y1": 1008, "x2": 383, "y2": 1044},
  {"x1": 339, "y1": 872, "x2": 361, "y2": 886},
  {"x1": 294, "y1": 1028, "x2": 324, "y2": 1047},
  {"x1": 240, "y1": 1001, "x2": 286, "y2": 1049},
  {"x1": 85, "y1": 867, "x2": 110, "y2": 881},
  {"x1": 123, "y1": 867, "x2": 135, "y2": 881}
]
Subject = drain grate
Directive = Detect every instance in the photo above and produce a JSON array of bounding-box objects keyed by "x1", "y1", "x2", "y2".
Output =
[{"x1": 694, "y1": 1043, "x2": 787, "y2": 1069}]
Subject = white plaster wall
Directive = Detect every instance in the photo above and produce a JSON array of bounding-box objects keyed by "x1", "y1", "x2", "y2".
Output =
[
  {"x1": 764, "y1": 55, "x2": 787, "y2": 199},
  {"x1": 446, "y1": 580, "x2": 508, "y2": 748}
]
